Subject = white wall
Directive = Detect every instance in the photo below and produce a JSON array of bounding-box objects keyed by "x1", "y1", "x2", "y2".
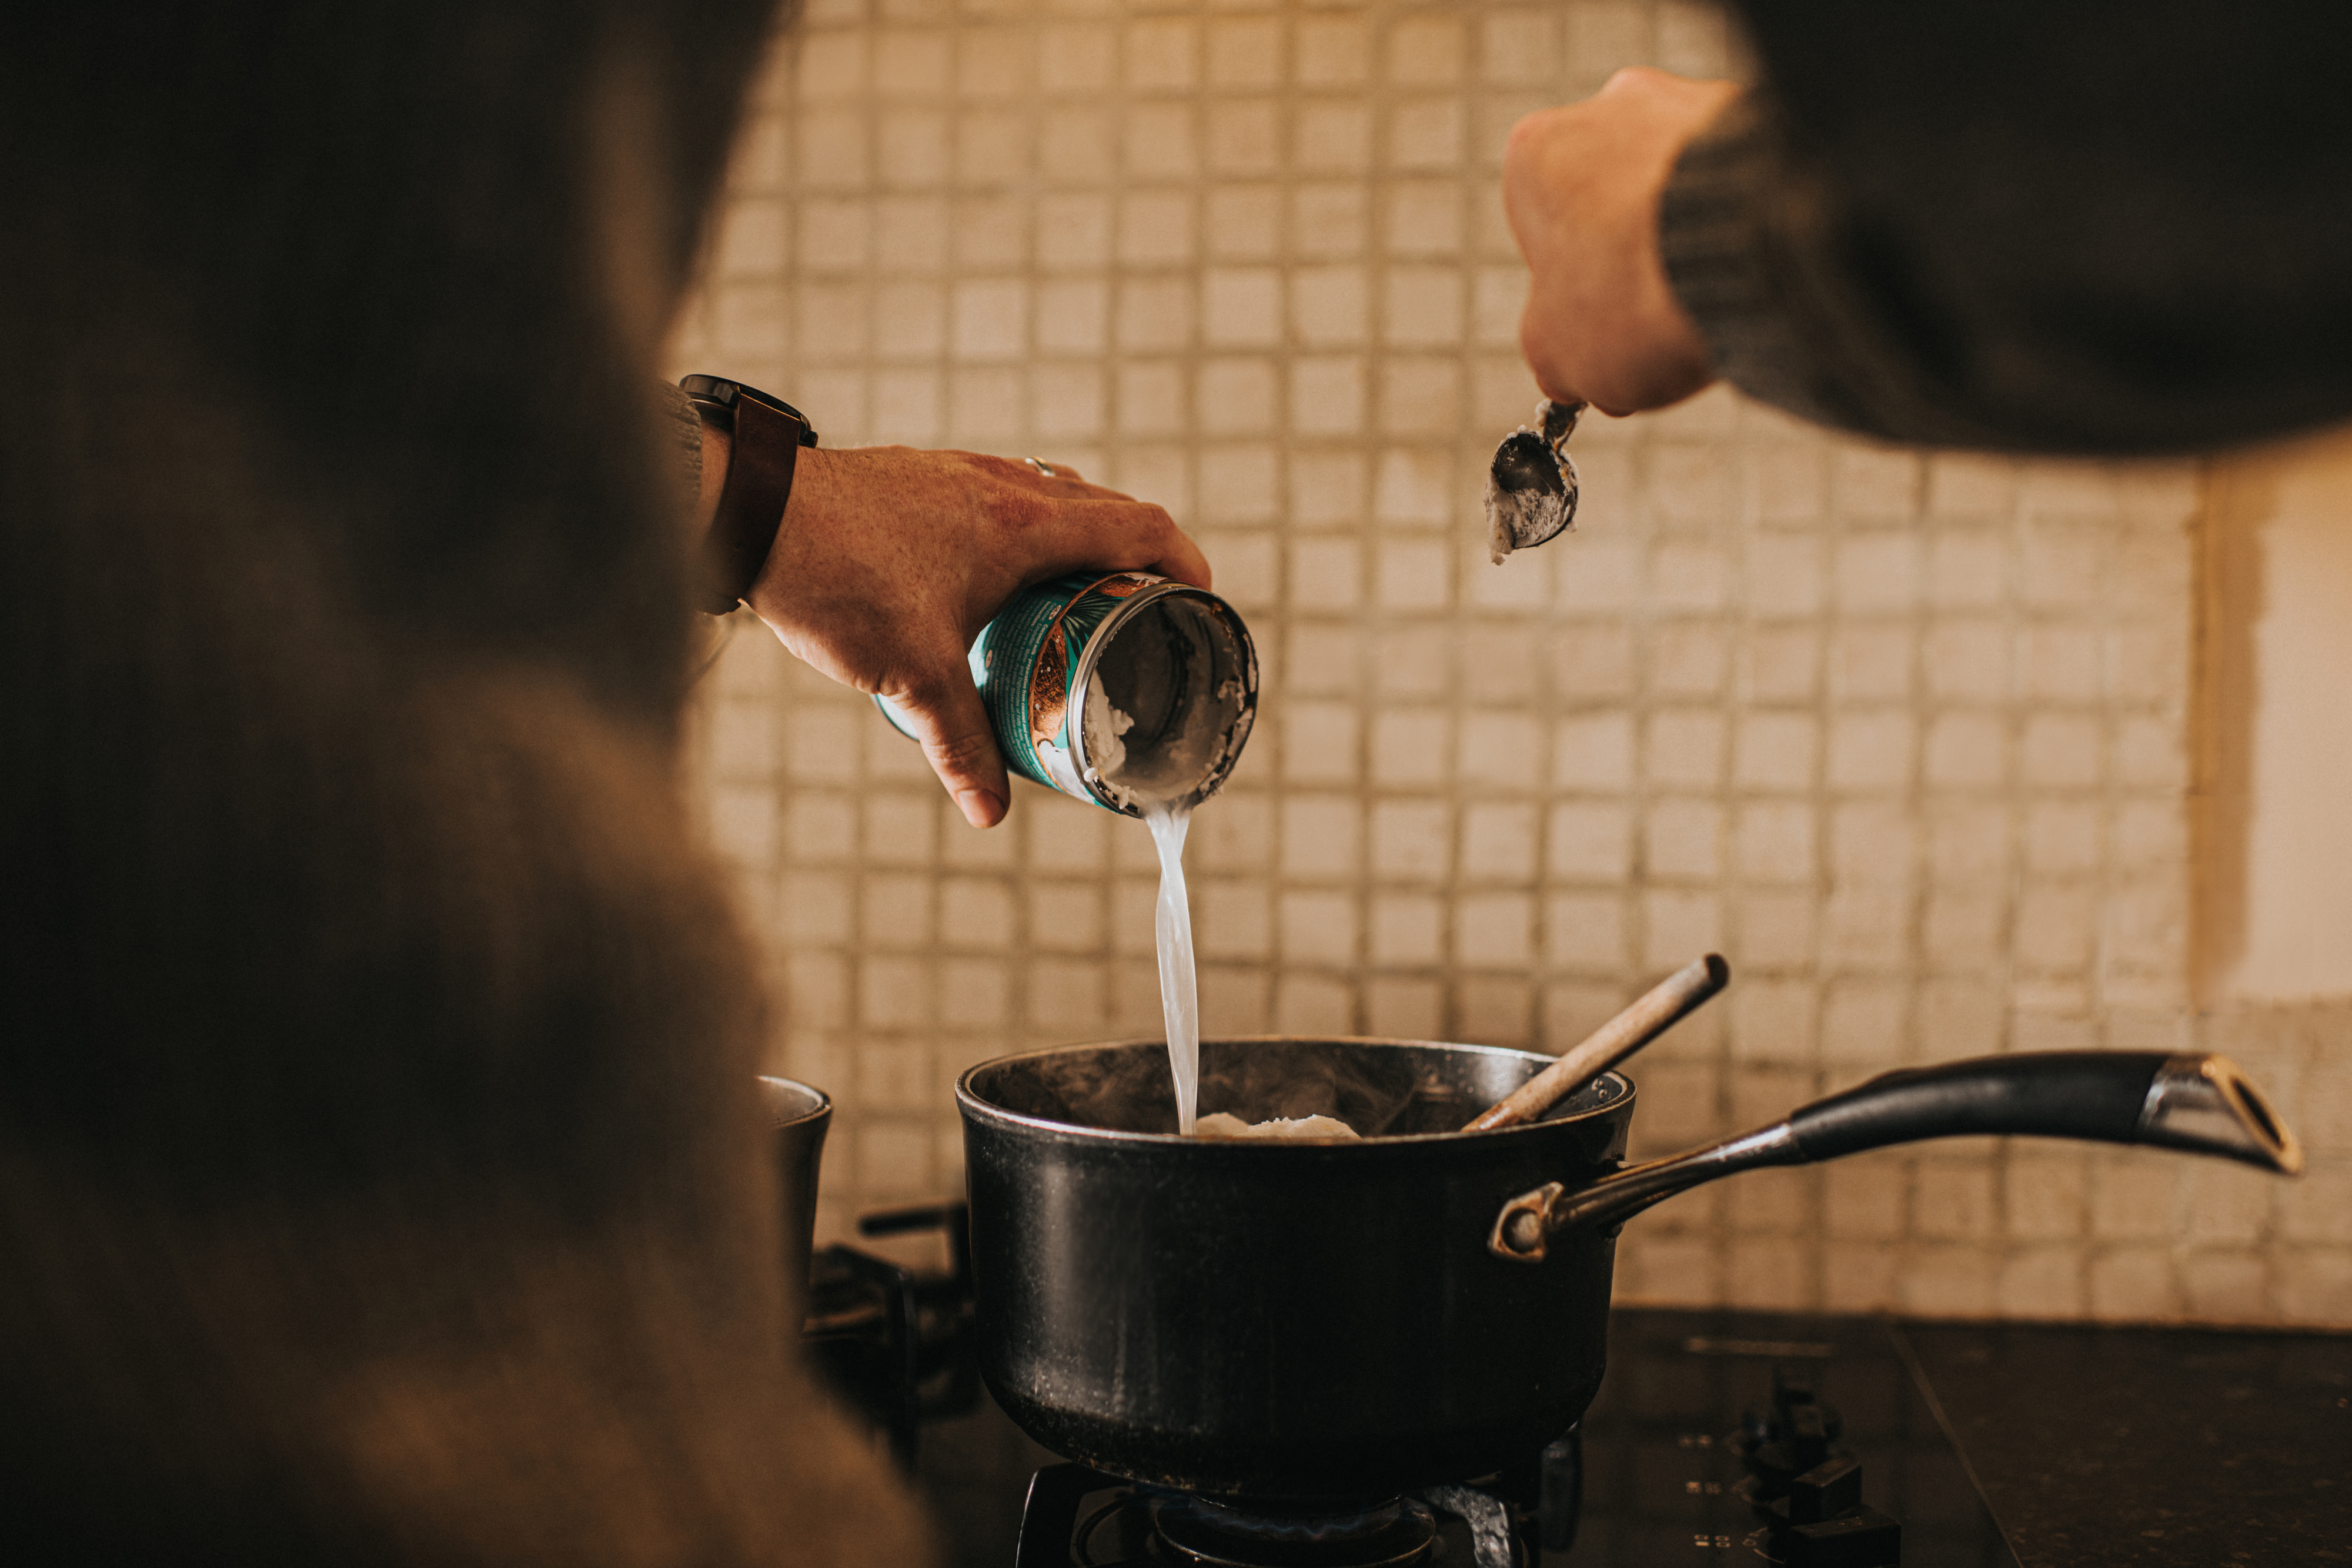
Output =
[{"x1": 2207, "y1": 429, "x2": 2352, "y2": 1002}]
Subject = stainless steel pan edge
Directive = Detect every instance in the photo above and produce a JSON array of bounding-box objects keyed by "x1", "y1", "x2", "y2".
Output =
[{"x1": 1491, "y1": 1051, "x2": 2303, "y2": 1263}]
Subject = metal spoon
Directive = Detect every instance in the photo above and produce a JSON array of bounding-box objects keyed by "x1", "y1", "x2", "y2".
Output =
[
  {"x1": 1462, "y1": 953, "x2": 1728, "y2": 1132},
  {"x1": 1483, "y1": 398, "x2": 1585, "y2": 564}
]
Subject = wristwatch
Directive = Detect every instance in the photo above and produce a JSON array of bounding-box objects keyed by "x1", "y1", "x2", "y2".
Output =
[{"x1": 680, "y1": 375, "x2": 819, "y2": 615}]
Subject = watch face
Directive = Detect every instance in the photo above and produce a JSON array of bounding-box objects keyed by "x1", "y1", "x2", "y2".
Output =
[
  {"x1": 678, "y1": 375, "x2": 817, "y2": 445},
  {"x1": 679, "y1": 373, "x2": 742, "y2": 407}
]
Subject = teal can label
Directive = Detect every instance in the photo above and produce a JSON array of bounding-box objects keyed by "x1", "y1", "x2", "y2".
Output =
[{"x1": 877, "y1": 571, "x2": 1257, "y2": 816}]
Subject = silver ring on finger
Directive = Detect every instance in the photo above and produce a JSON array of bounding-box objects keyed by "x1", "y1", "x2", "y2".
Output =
[{"x1": 1024, "y1": 456, "x2": 1058, "y2": 479}]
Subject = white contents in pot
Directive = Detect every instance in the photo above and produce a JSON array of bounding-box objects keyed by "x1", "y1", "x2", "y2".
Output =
[{"x1": 1194, "y1": 1112, "x2": 1361, "y2": 1140}]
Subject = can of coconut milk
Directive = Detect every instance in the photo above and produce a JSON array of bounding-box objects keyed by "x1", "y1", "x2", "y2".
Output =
[{"x1": 876, "y1": 571, "x2": 1258, "y2": 816}]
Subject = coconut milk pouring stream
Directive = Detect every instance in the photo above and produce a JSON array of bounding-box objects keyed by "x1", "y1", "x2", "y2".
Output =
[
  {"x1": 1142, "y1": 799, "x2": 1201, "y2": 1132},
  {"x1": 876, "y1": 571, "x2": 1255, "y2": 1127}
]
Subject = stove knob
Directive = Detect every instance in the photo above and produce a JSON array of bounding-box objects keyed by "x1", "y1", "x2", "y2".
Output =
[
  {"x1": 1786, "y1": 1506, "x2": 1900, "y2": 1568},
  {"x1": 1786, "y1": 1396, "x2": 1843, "y2": 1443},
  {"x1": 1539, "y1": 1428, "x2": 1582, "y2": 1553},
  {"x1": 1768, "y1": 1373, "x2": 1842, "y2": 1429},
  {"x1": 1788, "y1": 1455, "x2": 1864, "y2": 1524},
  {"x1": 1743, "y1": 1412, "x2": 1852, "y2": 1498},
  {"x1": 1786, "y1": 1402, "x2": 1833, "y2": 1472}
]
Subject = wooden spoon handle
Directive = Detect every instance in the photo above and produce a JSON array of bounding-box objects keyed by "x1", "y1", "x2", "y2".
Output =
[{"x1": 1464, "y1": 954, "x2": 1729, "y2": 1132}]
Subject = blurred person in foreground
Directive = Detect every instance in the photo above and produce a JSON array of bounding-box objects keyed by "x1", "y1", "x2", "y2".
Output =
[
  {"x1": 1506, "y1": 2, "x2": 2352, "y2": 453},
  {"x1": 0, "y1": 3, "x2": 1201, "y2": 1563}
]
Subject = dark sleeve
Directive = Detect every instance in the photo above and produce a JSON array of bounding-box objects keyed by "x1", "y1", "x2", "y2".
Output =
[
  {"x1": 655, "y1": 379, "x2": 706, "y2": 521},
  {"x1": 1661, "y1": 0, "x2": 2352, "y2": 455}
]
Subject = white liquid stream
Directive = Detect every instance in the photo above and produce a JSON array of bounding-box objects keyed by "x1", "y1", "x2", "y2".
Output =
[{"x1": 1142, "y1": 799, "x2": 1200, "y2": 1133}]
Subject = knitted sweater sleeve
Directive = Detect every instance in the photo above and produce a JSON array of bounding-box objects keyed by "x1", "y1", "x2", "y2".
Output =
[
  {"x1": 654, "y1": 379, "x2": 706, "y2": 523},
  {"x1": 1656, "y1": 1, "x2": 2352, "y2": 456}
]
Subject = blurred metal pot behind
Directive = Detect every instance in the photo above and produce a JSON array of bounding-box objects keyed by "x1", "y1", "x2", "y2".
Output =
[{"x1": 759, "y1": 1075, "x2": 832, "y2": 1321}]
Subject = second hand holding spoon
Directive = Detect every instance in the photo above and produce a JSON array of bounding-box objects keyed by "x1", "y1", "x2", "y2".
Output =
[{"x1": 1484, "y1": 398, "x2": 1585, "y2": 564}]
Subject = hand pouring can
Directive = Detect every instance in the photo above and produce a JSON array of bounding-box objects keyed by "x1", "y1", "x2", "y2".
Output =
[{"x1": 876, "y1": 571, "x2": 1257, "y2": 816}]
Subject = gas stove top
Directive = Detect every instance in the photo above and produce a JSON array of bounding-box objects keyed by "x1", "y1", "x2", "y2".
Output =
[
  {"x1": 913, "y1": 1309, "x2": 2007, "y2": 1568},
  {"x1": 1014, "y1": 1473, "x2": 1525, "y2": 1567},
  {"x1": 808, "y1": 1212, "x2": 2352, "y2": 1567}
]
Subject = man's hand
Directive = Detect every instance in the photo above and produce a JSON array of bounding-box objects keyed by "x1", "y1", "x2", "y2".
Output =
[
  {"x1": 1504, "y1": 68, "x2": 1742, "y2": 416},
  {"x1": 741, "y1": 447, "x2": 1209, "y2": 829}
]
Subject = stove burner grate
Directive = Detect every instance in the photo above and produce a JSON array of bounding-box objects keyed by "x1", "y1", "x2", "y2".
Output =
[
  {"x1": 1025, "y1": 1466, "x2": 1528, "y2": 1568},
  {"x1": 1154, "y1": 1494, "x2": 1436, "y2": 1567}
]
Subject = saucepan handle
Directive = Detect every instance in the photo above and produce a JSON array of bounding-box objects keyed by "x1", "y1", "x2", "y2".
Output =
[{"x1": 1489, "y1": 1051, "x2": 2303, "y2": 1263}]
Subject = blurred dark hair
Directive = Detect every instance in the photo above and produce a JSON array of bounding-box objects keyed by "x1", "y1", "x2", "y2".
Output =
[
  {"x1": 1, "y1": 2, "x2": 780, "y2": 684},
  {"x1": 0, "y1": 7, "x2": 921, "y2": 1564},
  {"x1": 0, "y1": 0, "x2": 787, "y2": 1213}
]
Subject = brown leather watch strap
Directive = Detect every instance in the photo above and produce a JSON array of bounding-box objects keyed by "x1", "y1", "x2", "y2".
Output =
[{"x1": 691, "y1": 382, "x2": 815, "y2": 615}]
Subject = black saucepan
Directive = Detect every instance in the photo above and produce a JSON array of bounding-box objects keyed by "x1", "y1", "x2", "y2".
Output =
[{"x1": 956, "y1": 1036, "x2": 2300, "y2": 1502}]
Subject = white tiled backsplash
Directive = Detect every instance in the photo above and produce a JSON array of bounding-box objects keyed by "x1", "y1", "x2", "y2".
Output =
[{"x1": 670, "y1": 0, "x2": 2351, "y2": 1326}]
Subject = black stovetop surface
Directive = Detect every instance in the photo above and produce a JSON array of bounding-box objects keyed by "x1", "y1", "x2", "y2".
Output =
[
  {"x1": 1561, "y1": 1309, "x2": 2008, "y2": 1567},
  {"x1": 906, "y1": 1308, "x2": 2351, "y2": 1568},
  {"x1": 1900, "y1": 1318, "x2": 2350, "y2": 1567}
]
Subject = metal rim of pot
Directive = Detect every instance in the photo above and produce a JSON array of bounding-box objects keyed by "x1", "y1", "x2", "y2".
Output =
[
  {"x1": 759, "y1": 1074, "x2": 831, "y2": 1130},
  {"x1": 957, "y1": 1034, "x2": 1624, "y2": 1147}
]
